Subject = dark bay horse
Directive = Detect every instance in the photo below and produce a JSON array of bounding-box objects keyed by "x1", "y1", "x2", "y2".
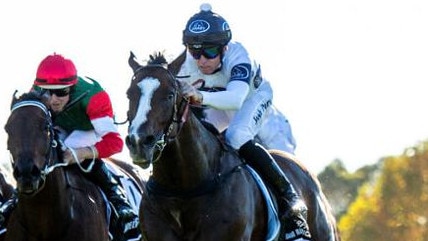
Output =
[
  {"x1": 125, "y1": 51, "x2": 340, "y2": 241},
  {"x1": 4, "y1": 92, "x2": 145, "y2": 241}
]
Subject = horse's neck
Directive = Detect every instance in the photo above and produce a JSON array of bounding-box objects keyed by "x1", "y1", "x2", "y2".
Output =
[
  {"x1": 18, "y1": 169, "x2": 69, "y2": 217},
  {"x1": 181, "y1": 115, "x2": 221, "y2": 156},
  {"x1": 15, "y1": 169, "x2": 76, "y2": 238},
  {"x1": 153, "y1": 114, "x2": 223, "y2": 186}
]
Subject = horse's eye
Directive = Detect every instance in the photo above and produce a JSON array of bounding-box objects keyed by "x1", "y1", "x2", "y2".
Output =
[{"x1": 167, "y1": 93, "x2": 175, "y2": 101}]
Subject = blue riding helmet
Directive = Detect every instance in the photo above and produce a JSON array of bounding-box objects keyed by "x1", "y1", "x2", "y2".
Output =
[{"x1": 183, "y1": 3, "x2": 232, "y2": 47}]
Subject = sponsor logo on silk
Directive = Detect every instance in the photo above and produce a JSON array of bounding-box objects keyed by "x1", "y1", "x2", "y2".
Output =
[
  {"x1": 231, "y1": 64, "x2": 250, "y2": 81},
  {"x1": 189, "y1": 20, "x2": 210, "y2": 33},
  {"x1": 253, "y1": 100, "x2": 272, "y2": 124},
  {"x1": 222, "y1": 22, "x2": 230, "y2": 31}
]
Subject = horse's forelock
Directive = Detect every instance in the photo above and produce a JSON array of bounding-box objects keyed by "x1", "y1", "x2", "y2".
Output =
[
  {"x1": 129, "y1": 52, "x2": 179, "y2": 95},
  {"x1": 147, "y1": 52, "x2": 168, "y2": 66},
  {"x1": 11, "y1": 91, "x2": 48, "y2": 109},
  {"x1": 18, "y1": 91, "x2": 46, "y2": 102}
]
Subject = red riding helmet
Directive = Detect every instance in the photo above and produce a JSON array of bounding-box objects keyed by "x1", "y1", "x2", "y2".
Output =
[{"x1": 34, "y1": 53, "x2": 78, "y2": 89}]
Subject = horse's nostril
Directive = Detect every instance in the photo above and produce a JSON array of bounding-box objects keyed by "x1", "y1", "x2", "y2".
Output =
[
  {"x1": 125, "y1": 136, "x2": 133, "y2": 147},
  {"x1": 13, "y1": 168, "x2": 20, "y2": 179},
  {"x1": 126, "y1": 135, "x2": 139, "y2": 148},
  {"x1": 142, "y1": 136, "x2": 156, "y2": 146},
  {"x1": 31, "y1": 164, "x2": 41, "y2": 176}
]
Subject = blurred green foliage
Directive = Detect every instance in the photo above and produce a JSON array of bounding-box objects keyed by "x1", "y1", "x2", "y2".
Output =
[{"x1": 318, "y1": 140, "x2": 428, "y2": 241}]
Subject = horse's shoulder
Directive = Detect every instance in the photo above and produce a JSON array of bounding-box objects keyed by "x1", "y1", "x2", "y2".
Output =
[{"x1": 63, "y1": 165, "x2": 98, "y2": 193}]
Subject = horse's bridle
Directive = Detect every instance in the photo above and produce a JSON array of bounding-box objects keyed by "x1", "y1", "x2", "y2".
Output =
[
  {"x1": 131, "y1": 65, "x2": 190, "y2": 162},
  {"x1": 10, "y1": 100, "x2": 67, "y2": 192}
]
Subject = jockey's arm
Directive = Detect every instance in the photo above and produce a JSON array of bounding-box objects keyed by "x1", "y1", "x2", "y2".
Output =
[
  {"x1": 201, "y1": 81, "x2": 249, "y2": 110},
  {"x1": 63, "y1": 146, "x2": 98, "y2": 164}
]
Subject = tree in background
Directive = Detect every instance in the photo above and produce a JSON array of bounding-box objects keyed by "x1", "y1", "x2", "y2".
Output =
[
  {"x1": 318, "y1": 158, "x2": 378, "y2": 219},
  {"x1": 338, "y1": 141, "x2": 428, "y2": 241}
]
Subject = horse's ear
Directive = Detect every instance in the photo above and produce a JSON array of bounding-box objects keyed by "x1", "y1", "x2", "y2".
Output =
[
  {"x1": 128, "y1": 51, "x2": 141, "y2": 72},
  {"x1": 10, "y1": 90, "x2": 19, "y2": 109},
  {"x1": 168, "y1": 50, "x2": 186, "y2": 76}
]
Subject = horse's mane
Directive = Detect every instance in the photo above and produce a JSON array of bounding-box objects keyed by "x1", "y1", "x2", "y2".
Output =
[
  {"x1": 11, "y1": 90, "x2": 47, "y2": 108},
  {"x1": 146, "y1": 50, "x2": 187, "y2": 77},
  {"x1": 147, "y1": 52, "x2": 168, "y2": 66}
]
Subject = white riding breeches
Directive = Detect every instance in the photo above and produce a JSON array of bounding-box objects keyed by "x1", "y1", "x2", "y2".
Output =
[
  {"x1": 225, "y1": 82, "x2": 296, "y2": 154},
  {"x1": 256, "y1": 106, "x2": 296, "y2": 154}
]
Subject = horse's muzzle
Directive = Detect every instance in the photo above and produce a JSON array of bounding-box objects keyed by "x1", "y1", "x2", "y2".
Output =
[
  {"x1": 13, "y1": 160, "x2": 44, "y2": 196},
  {"x1": 125, "y1": 134, "x2": 155, "y2": 169}
]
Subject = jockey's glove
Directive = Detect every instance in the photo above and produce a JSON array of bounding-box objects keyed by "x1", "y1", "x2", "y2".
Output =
[{"x1": 180, "y1": 81, "x2": 203, "y2": 105}]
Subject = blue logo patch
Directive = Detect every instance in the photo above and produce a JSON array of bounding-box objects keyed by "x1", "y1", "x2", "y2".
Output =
[
  {"x1": 189, "y1": 20, "x2": 210, "y2": 33},
  {"x1": 222, "y1": 22, "x2": 230, "y2": 31},
  {"x1": 231, "y1": 64, "x2": 251, "y2": 82}
]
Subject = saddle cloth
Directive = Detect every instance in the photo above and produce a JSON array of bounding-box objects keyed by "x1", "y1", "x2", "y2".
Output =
[{"x1": 245, "y1": 165, "x2": 280, "y2": 241}]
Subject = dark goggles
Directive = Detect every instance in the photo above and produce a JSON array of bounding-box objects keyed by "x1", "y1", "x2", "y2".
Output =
[
  {"x1": 188, "y1": 45, "x2": 222, "y2": 60},
  {"x1": 47, "y1": 88, "x2": 71, "y2": 97}
]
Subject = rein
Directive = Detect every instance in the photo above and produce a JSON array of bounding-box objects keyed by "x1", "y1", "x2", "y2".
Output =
[{"x1": 114, "y1": 118, "x2": 128, "y2": 125}]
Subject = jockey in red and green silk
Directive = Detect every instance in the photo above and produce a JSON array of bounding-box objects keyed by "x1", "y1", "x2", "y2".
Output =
[
  {"x1": 36, "y1": 76, "x2": 123, "y2": 158},
  {"x1": 0, "y1": 53, "x2": 140, "y2": 241}
]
